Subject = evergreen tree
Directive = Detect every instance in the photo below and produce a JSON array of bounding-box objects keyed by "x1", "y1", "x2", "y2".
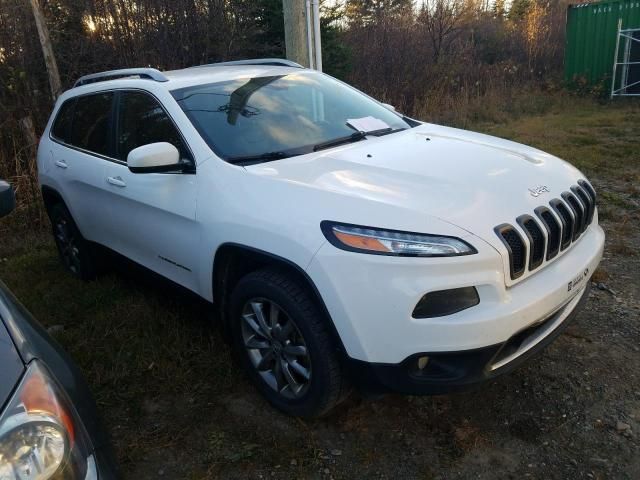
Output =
[
  {"x1": 321, "y1": 3, "x2": 352, "y2": 79},
  {"x1": 346, "y1": 0, "x2": 414, "y2": 25},
  {"x1": 508, "y1": 0, "x2": 531, "y2": 21},
  {"x1": 493, "y1": 0, "x2": 506, "y2": 19},
  {"x1": 252, "y1": 0, "x2": 286, "y2": 57}
]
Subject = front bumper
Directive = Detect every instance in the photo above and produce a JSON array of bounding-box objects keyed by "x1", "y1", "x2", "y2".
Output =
[
  {"x1": 307, "y1": 222, "x2": 604, "y2": 364},
  {"x1": 90, "y1": 449, "x2": 118, "y2": 479},
  {"x1": 346, "y1": 283, "x2": 590, "y2": 394}
]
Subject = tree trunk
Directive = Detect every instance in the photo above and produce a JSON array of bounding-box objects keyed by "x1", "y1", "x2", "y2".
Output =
[
  {"x1": 28, "y1": 0, "x2": 62, "y2": 101},
  {"x1": 20, "y1": 116, "x2": 39, "y2": 151},
  {"x1": 282, "y1": 0, "x2": 313, "y2": 68}
]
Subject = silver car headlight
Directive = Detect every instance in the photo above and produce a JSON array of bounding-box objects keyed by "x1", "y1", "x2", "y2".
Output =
[
  {"x1": 0, "y1": 361, "x2": 95, "y2": 479},
  {"x1": 321, "y1": 221, "x2": 477, "y2": 257}
]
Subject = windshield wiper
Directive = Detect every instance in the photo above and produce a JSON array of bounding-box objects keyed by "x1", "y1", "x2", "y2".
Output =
[
  {"x1": 312, "y1": 128, "x2": 407, "y2": 152},
  {"x1": 313, "y1": 131, "x2": 366, "y2": 152},
  {"x1": 370, "y1": 127, "x2": 407, "y2": 137},
  {"x1": 226, "y1": 151, "x2": 293, "y2": 165}
]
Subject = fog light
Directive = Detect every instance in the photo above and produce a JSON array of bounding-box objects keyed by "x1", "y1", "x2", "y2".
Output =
[
  {"x1": 417, "y1": 356, "x2": 430, "y2": 370},
  {"x1": 412, "y1": 287, "x2": 480, "y2": 318}
]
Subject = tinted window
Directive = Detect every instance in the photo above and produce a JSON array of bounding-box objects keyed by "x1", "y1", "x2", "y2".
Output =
[
  {"x1": 69, "y1": 92, "x2": 113, "y2": 156},
  {"x1": 172, "y1": 72, "x2": 410, "y2": 161},
  {"x1": 51, "y1": 99, "x2": 76, "y2": 143},
  {"x1": 117, "y1": 91, "x2": 191, "y2": 162}
]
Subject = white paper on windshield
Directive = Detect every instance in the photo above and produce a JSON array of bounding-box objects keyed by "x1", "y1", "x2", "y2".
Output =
[{"x1": 346, "y1": 116, "x2": 390, "y2": 132}]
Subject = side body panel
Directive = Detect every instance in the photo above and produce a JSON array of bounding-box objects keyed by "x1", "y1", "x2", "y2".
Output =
[
  {"x1": 49, "y1": 145, "x2": 113, "y2": 243},
  {"x1": 104, "y1": 161, "x2": 200, "y2": 291}
]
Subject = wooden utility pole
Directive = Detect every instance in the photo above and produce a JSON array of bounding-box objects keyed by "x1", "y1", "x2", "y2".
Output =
[
  {"x1": 282, "y1": 0, "x2": 311, "y2": 67},
  {"x1": 28, "y1": 0, "x2": 62, "y2": 101},
  {"x1": 282, "y1": 0, "x2": 316, "y2": 69}
]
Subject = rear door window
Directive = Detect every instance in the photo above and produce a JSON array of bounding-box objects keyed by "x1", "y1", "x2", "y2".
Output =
[
  {"x1": 116, "y1": 91, "x2": 192, "y2": 162},
  {"x1": 69, "y1": 92, "x2": 114, "y2": 157}
]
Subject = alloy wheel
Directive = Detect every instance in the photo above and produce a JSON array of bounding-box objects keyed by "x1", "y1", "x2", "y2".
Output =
[
  {"x1": 54, "y1": 218, "x2": 81, "y2": 275},
  {"x1": 240, "y1": 298, "x2": 312, "y2": 399}
]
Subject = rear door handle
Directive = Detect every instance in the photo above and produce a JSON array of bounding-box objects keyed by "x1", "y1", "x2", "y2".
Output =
[
  {"x1": 107, "y1": 176, "x2": 126, "y2": 187},
  {"x1": 54, "y1": 160, "x2": 68, "y2": 169}
]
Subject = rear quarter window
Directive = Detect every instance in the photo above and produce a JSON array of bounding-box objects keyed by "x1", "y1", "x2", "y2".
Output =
[{"x1": 51, "y1": 99, "x2": 76, "y2": 143}]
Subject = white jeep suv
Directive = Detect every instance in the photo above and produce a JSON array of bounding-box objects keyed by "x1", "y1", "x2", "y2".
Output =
[{"x1": 37, "y1": 59, "x2": 605, "y2": 417}]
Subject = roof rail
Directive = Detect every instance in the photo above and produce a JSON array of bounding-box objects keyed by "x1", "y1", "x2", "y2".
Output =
[
  {"x1": 73, "y1": 68, "x2": 169, "y2": 88},
  {"x1": 193, "y1": 58, "x2": 304, "y2": 69}
]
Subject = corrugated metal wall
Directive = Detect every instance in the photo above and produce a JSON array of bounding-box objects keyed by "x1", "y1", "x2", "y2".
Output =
[{"x1": 565, "y1": 0, "x2": 640, "y2": 86}]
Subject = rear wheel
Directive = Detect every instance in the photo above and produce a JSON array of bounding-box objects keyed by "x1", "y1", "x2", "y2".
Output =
[
  {"x1": 229, "y1": 268, "x2": 346, "y2": 417},
  {"x1": 49, "y1": 204, "x2": 97, "y2": 281}
]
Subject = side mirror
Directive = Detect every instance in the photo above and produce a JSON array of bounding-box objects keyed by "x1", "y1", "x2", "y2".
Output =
[
  {"x1": 0, "y1": 180, "x2": 15, "y2": 218},
  {"x1": 381, "y1": 103, "x2": 396, "y2": 112},
  {"x1": 127, "y1": 142, "x2": 182, "y2": 174}
]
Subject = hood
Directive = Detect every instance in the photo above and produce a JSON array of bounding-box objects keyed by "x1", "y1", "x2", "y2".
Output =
[{"x1": 245, "y1": 123, "x2": 586, "y2": 252}]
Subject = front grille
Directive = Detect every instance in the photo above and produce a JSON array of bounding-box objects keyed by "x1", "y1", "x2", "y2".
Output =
[{"x1": 495, "y1": 181, "x2": 597, "y2": 280}]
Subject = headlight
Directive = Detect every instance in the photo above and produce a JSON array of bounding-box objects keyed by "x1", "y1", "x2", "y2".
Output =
[
  {"x1": 321, "y1": 222, "x2": 477, "y2": 257},
  {"x1": 0, "y1": 361, "x2": 95, "y2": 479}
]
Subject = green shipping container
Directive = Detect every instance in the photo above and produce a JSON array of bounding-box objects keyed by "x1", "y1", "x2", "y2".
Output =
[{"x1": 565, "y1": 0, "x2": 640, "y2": 89}]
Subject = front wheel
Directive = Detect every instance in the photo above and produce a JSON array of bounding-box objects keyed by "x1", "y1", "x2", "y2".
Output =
[{"x1": 229, "y1": 268, "x2": 347, "y2": 417}]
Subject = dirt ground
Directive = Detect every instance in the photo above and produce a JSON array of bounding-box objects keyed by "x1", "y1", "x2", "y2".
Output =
[{"x1": 1, "y1": 100, "x2": 638, "y2": 479}]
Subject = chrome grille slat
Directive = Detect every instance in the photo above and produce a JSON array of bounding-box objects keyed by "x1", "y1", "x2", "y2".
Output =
[
  {"x1": 550, "y1": 199, "x2": 574, "y2": 250},
  {"x1": 578, "y1": 179, "x2": 597, "y2": 209},
  {"x1": 572, "y1": 185, "x2": 593, "y2": 229},
  {"x1": 562, "y1": 191, "x2": 585, "y2": 239},
  {"x1": 572, "y1": 184, "x2": 596, "y2": 225},
  {"x1": 495, "y1": 224, "x2": 526, "y2": 279},
  {"x1": 517, "y1": 215, "x2": 546, "y2": 271},
  {"x1": 495, "y1": 183, "x2": 597, "y2": 281},
  {"x1": 534, "y1": 206, "x2": 561, "y2": 260}
]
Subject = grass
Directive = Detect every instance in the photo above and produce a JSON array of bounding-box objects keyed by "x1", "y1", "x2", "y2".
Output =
[
  {"x1": 0, "y1": 95, "x2": 639, "y2": 477},
  {"x1": 481, "y1": 99, "x2": 640, "y2": 181}
]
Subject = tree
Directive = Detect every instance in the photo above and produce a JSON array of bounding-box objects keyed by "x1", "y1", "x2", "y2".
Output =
[
  {"x1": 523, "y1": 0, "x2": 552, "y2": 69},
  {"x1": 345, "y1": 0, "x2": 414, "y2": 25},
  {"x1": 492, "y1": 0, "x2": 506, "y2": 19},
  {"x1": 508, "y1": 0, "x2": 531, "y2": 21},
  {"x1": 252, "y1": 0, "x2": 286, "y2": 58},
  {"x1": 27, "y1": 0, "x2": 61, "y2": 100},
  {"x1": 321, "y1": 2, "x2": 352, "y2": 78},
  {"x1": 418, "y1": 0, "x2": 469, "y2": 63}
]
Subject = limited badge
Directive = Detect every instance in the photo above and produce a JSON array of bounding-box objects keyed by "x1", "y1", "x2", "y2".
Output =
[{"x1": 568, "y1": 268, "x2": 590, "y2": 292}]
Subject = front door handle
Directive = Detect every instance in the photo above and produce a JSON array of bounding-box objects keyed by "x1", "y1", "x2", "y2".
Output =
[
  {"x1": 107, "y1": 176, "x2": 126, "y2": 188},
  {"x1": 54, "y1": 160, "x2": 68, "y2": 169}
]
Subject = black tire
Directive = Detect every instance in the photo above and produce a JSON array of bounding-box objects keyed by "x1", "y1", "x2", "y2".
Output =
[
  {"x1": 49, "y1": 203, "x2": 98, "y2": 281},
  {"x1": 229, "y1": 268, "x2": 347, "y2": 417}
]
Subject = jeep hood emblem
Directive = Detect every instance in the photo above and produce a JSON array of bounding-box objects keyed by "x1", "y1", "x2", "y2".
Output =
[{"x1": 528, "y1": 185, "x2": 549, "y2": 197}]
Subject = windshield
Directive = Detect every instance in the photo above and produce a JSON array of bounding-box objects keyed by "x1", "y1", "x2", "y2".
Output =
[{"x1": 171, "y1": 72, "x2": 411, "y2": 163}]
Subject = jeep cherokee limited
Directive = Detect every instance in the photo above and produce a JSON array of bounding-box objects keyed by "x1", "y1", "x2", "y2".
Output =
[{"x1": 37, "y1": 59, "x2": 605, "y2": 417}]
